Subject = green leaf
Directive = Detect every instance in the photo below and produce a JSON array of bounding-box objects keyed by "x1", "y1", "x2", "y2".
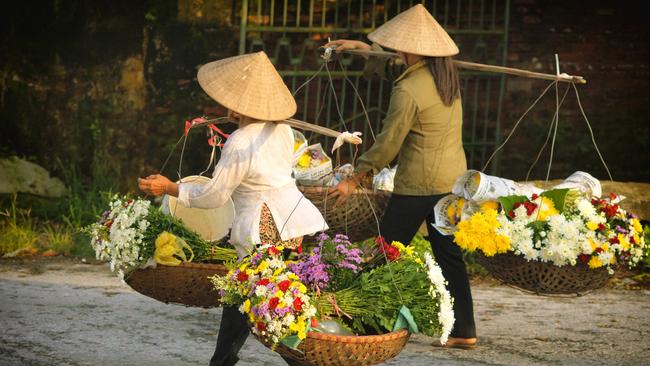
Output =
[
  {"x1": 497, "y1": 195, "x2": 529, "y2": 214},
  {"x1": 540, "y1": 188, "x2": 570, "y2": 213}
]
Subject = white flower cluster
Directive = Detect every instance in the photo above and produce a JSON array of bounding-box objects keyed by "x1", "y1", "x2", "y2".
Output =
[
  {"x1": 88, "y1": 196, "x2": 151, "y2": 281},
  {"x1": 424, "y1": 252, "x2": 455, "y2": 345}
]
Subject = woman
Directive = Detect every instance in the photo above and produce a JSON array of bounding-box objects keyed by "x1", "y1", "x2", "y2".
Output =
[
  {"x1": 138, "y1": 51, "x2": 327, "y2": 366},
  {"x1": 326, "y1": 4, "x2": 477, "y2": 349}
]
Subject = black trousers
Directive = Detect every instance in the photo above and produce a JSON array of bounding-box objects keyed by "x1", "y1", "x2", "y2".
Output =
[
  {"x1": 380, "y1": 193, "x2": 477, "y2": 339},
  {"x1": 210, "y1": 306, "x2": 249, "y2": 366}
]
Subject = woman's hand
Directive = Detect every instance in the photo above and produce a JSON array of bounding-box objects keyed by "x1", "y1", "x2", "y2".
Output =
[
  {"x1": 324, "y1": 39, "x2": 371, "y2": 57},
  {"x1": 137, "y1": 174, "x2": 178, "y2": 197},
  {"x1": 327, "y1": 178, "x2": 359, "y2": 208}
]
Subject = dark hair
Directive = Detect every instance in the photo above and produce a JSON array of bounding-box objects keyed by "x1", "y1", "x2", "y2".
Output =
[{"x1": 425, "y1": 56, "x2": 461, "y2": 107}]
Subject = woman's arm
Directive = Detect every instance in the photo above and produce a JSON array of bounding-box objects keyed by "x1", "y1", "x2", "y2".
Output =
[
  {"x1": 138, "y1": 174, "x2": 178, "y2": 197},
  {"x1": 138, "y1": 136, "x2": 251, "y2": 209},
  {"x1": 329, "y1": 87, "x2": 417, "y2": 205}
]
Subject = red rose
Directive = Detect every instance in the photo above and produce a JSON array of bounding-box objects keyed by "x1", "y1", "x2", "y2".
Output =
[
  {"x1": 293, "y1": 297, "x2": 303, "y2": 311},
  {"x1": 531, "y1": 193, "x2": 539, "y2": 200},
  {"x1": 257, "y1": 278, "x2": 270, "y2": 286},
  {"x1": 508, "y1": 210, "x2": 515, "y2": 219},
  {"x1": 578, "y1": 254, "x2": 590, "y2": 264},
  {"x1": 278, "y1": 280, "x2": 291, "y2": 292},
  {"x1": 595, "y1": 247, "x2": 604, "y2": 254},
  {"x1": 256, "y1": 322, "x2": 266, "y2": 332},
  {"x1": 267, "y1": 246, "x2": 281, "y2": 256},
  {"x1": 296, "y1": 244, "x2": 303, "y2": 254},
  {"x1": 268, "y1": 297, "x2": 280, "y2": 310},
  {"x1": 609, "y1": 236, "x2": 620, "y2": 244},
  {"x1": 375, "y1": 236, "x2": 388, "y2": 246},
  {"x1": 598, "y1": 223, "x2": 606, "y2": 231},
  {"x1": 381, "y1": 243, "x2": 400, "y2": 261},
  {"x1": 236, "y1": 271, "x2": 249, "y2": 282},
  {"x1": 630, "y1": 236, "x2": 637, "y2": 245},
  {"x1": 609, "y1": 192, "x2": 617, "y2": 201},
  {"x1": 310, "y1": 318, "x2": 319, "y2": 328}
]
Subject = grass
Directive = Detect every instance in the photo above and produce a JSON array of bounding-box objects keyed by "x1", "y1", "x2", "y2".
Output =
[{"x1": 0, "y1": 195, "x2": 39, "y2": 256}]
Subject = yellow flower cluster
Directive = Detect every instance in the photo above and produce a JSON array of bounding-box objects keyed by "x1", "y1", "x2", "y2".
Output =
[
  {"x1": 453, "y1": 209, "x2": 511, "y2": 256},
  {"x1": 153, "y1": 231, "x2": 194, "y2": 266},
  {"x1": 534, "y1": 196, "x2": 558, "y2": 221}
]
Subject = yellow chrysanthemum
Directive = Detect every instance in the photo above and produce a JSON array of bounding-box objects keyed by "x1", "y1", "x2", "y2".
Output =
[
  {"x1": 256, "y1": 260, "x2": 269, "y2": 273},
  {"x1": 632, "y1": 218, "x2": 642, "y2": 234},
  {"x1": 586, "y1": 221, "x2": 599, "y2": 231},
  {"x1": 617, "y1": 234, "x2": 630, "y2": 251},
  {"x1": 293, "y1": 141, "x2": 303, "y2": 152},
  {"x1": 588, "y1": 256, "x2": 603, "y2": 269},
  {"x1": 297, "y1": 153, "x2": 311, "y2": 168},
  {"x1": 287, "y1": 273, "x2": 299, "y2": 281},
  {"x1": 243, "y1": 299, "x2": 251, "y2": 313},
  {"x1": 480, "y1": 200, "x2": 499, "y2": 212},
  {"x1": 453, "y1": 209, "x2": 511, "y2": 256},
  {"x1": 535, "y1": 197, "x2": 558, "y2": 221}
]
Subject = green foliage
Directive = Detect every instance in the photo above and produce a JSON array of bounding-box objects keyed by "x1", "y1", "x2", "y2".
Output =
[
  {"x1": 497, "y1": 195, "x2": 528, "y2": 214},
  {"x1": 540, "y1": 188, "x2": 570, "y2": 212},
  {"x1": 40, "y1": 223, "x2": 74, "y2": 255},
  {"x1": 0, "y1": 196, "x2": 39, "y2": 256},
  {"x1": 0, "y1": 195, "x2": 39, "y2": 254},
  {"x1": 318, "y1": 259, "x2": 441, "y2": 337},
  {"x1": 141, "y1": 206, "x2": 237, "y2": 263}
]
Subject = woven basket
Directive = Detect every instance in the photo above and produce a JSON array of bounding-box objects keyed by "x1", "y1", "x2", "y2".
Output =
[
  {"x1": 259, "y1": 329, "x2": 410, "y2": 366},
  {"x1": 298, "y1": 186, "x2": 391, "y2": 243},
  {"x1": 476, "y1": 252, "x2": 612, "y2": 295},
  {"x1": 125, "y1": 262, "x2": 227, "y2": 308}
]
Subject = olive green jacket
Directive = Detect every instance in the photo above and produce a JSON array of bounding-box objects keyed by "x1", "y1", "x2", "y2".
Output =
[{"x1": 355, "y1": 51, "x2": 467, "y2": 195}]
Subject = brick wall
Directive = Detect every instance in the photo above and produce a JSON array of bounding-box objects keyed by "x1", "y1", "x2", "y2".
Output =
[{"x1": 498, "y1": 0, "x2": 649, "y2": 182}]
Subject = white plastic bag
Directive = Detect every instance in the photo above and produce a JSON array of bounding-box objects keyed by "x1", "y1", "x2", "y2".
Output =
[{"x1": 373, "y1": 165, "x2": 397, "y2": 192}]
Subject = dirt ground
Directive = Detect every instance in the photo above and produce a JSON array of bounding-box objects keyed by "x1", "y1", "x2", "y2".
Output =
[{"x1": 1, "y1": 258, "x2": 649, "y2": 366}]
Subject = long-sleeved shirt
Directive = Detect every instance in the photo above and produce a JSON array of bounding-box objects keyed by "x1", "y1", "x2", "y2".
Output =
[
  {"x1": 177, "y1": 122, "x2": 328, "y2": 258},
  {"x1": 355, "y1": 46, "x2": 467, "y2": 195}
]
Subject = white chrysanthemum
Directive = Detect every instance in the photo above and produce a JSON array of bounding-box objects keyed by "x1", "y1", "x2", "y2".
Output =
[{"x1": 424, "y1": 252, "x2": 455, "y2": 344}]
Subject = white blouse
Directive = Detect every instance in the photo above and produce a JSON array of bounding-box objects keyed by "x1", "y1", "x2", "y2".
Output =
[{"x1": 177, "y1": 122, "x2": 328, "y2": 258}]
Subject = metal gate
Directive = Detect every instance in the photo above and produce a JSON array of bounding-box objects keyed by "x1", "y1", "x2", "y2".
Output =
[{"x1": 238, "y1": 0, "x2": 510, "y2": 173}]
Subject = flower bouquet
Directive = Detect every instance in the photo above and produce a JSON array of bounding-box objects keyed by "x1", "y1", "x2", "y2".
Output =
[
  {"x1": 292, "y1": 143, "x2": 333, "y2": 182},
  {"x1": 85, "y1": 195, "x2": 238, "y2": 307},
  {"x1": 452, "y1": 188, "x2": 646, "y2": 294},
  {"x1": 211, "y1": 233, "x2": 454, "y2": 365}
]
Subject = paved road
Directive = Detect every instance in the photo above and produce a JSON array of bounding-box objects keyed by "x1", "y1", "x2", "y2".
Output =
[{"x1": 1, "y1": 260, "x2": 649, "y2": 366}]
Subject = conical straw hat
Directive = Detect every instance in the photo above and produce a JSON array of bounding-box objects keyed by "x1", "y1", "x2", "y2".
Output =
[
  {"x1": 368, "y1": 4, "x2": 459, "y2": 57},
  {"x1": 197, "y1": 52, "x2": 297, "y2": 121}
]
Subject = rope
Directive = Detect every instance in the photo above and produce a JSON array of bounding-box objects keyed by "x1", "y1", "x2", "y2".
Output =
[
  {"x1": 482, "y1": 80, "x2": 557, "y2": 172},
  {"x1": 545, "y1": 81, "x2": 561, "y2": 181},
  {"x1": 572, "y1": 83, "x2": 613, "y2": 181},
  {"x1": 525, "y1": 83, "x2": 571, "y2": 181}
]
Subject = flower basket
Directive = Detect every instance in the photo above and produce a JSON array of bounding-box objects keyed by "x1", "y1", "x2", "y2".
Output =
[
  {"x1": 256, "y1": 329, "x2": 410, "y2": 366},
  {"x1": 475, "y1": 252, "x2": 612, "y2": 295},
  {"x1": 298, "y1": 186, "x2": 391, "y2": 243},
  {"x1": 125, "y1": 262, "x2": 228, "y2": 308}
]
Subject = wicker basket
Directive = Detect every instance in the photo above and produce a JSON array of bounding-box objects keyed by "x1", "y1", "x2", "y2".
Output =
[
  {"x1": 298, "y1": 186, "x2": 391, "y2": 243},
  {"x1": 259, "y1": 329, "x2": 410, "y2": 366},
  {"x1": 476, "y1": 252, "x2": 612, "y2": 295},
  {"x1": 125, "y1": 262, "x2": 227, "y2": 308}
]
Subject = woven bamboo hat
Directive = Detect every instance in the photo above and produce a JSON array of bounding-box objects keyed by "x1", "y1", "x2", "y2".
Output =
[
  {"x1": 197, "y1": 52, "x2": 297, "y2": 121},
  {"x1": 368, "y1": 4, "x2": 459, "y2": 57}
]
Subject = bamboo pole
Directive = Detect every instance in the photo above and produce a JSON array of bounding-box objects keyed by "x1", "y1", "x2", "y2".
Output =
[
  {"x1": 189, "y1": 117, "x2": 362, "y2": 144},
  {"x1": 339, "y1": 48, "x2": 587, "y2": 84}
]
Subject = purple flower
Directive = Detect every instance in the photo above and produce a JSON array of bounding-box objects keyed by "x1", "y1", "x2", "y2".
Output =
[
  {"x1": 289, "y1": 254, "x2": 330, "y2": 290},
  {"x1": 615, "y1": 225, "x2": 629, "y2": 234}
]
